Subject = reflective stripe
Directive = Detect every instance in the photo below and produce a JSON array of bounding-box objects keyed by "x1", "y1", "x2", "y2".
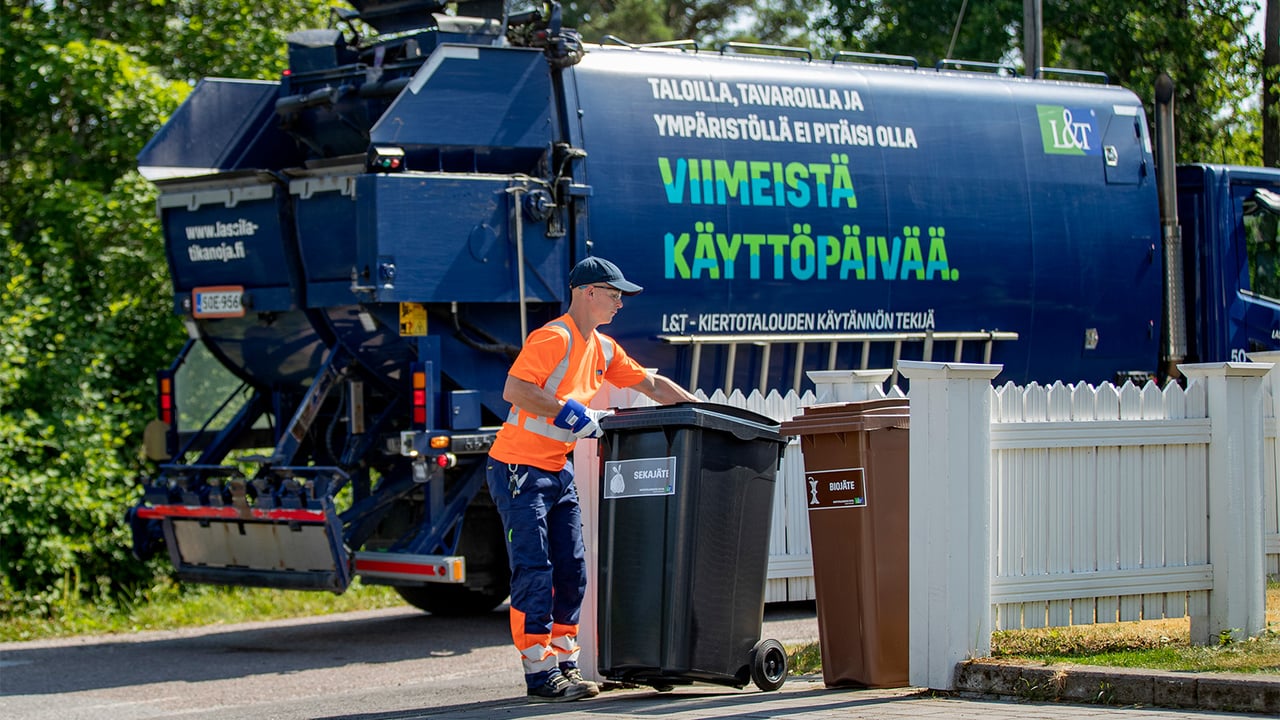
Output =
[
  {"x1": 601, "y1": 335, "x2": 615, "y2": 367},
  {"x1": 506, "y1": 407, "x2": 576, "y2": 442},
  {"x1": 503, "y1": 319, "x2": 615, "y2": 445},
  {"x1": 550, "y1": 624, "x2": 582, "y2": 664},
  {"x1": 543, "y1": 320, "x2": 572, "y2": 395},
  {"x1": 520, "y1": 645, "x2": 559, "y2": 675},
  {"x1": 512, "y1": 608, "x2": 557, "y2": 675}
]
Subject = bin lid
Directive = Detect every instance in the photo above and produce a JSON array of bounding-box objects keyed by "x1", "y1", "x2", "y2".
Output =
[
  {"x1": 600, "y1": 401, "x2": 786, "y2": 445},
  {"x1": 779, "y1": 398, "x2": 909, "y2": 437}
]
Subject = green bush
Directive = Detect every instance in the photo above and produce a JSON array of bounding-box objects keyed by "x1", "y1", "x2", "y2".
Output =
[
  {"x1": 0, "y1": 174, "x2": 182, "y2": 615},
  {"x1": 0, "y1": 0, "x2": 333, "y2": 618}
]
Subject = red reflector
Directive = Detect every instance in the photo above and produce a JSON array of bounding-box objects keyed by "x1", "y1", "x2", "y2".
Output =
[
  {"x1": 356, "y1": 558, "x2": 439, "y2": 576},
  {"x1": 135, "y1": 505, "x2": 325, "y2": 522},
  {"x1": 413, "y1": 407, "x2": 426, "y2": 424},
  {"x1": 435, "y1": 454, "x2": 448, "y2": 467},
  {"x1": 161, "y1": 410, "x2": 172, "y2": 424}
]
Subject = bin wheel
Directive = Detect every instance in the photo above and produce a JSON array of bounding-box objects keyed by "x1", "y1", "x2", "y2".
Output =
[
  {"x1": 750, "y1": 638, "x2": 787, "y2": 691},
  {"x1": 652, "y1": 684, "x2": 674, "y2": 692}
]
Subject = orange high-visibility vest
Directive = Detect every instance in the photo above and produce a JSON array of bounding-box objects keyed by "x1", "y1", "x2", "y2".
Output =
[{"x1": 490, "y1": 314, "x2": 647, "y2": 471}]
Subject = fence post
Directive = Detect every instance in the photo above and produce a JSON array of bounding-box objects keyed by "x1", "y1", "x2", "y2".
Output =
[
  {"x1": 1179, "y1": 361, "x2": 1272, "y2": 644},
  {"x1": 1245, "y1": 351, "x2": 1280, "y2": 416},
  {"x1": 897, "y1": 360, "x2": 1002, "y2": 690},
  {"x1": 1248, "y1": 350, "x2": 1280, "y2": 578},
  {"x1": 806, "y1": 369, "x2": 891, "y2": 403}
]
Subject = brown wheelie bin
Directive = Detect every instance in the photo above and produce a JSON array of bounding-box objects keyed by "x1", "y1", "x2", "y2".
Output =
[{"x1": 780, "y1": 398, "x2": 909, "y2": 688}]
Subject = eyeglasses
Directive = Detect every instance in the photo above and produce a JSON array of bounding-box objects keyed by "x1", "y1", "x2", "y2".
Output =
[{"x1": 588, "y1": 285, "x2": 623, "y2": 302}]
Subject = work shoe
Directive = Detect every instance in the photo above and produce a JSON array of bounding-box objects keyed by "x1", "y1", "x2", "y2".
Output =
[
  {"x1": 526, "y1": 671, "x2": 591, "y2": 703},
  {"x1": 561, "y1": 666, "x2": 601, "y2": 697}
]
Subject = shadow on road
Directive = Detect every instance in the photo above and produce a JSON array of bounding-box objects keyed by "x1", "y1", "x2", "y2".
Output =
[
  {"x1": 0, "y1": 607, "x2": 510, "y2": 696},
  {"x1": 313, "y1": 681, "x2": 925, "y2": 720}
]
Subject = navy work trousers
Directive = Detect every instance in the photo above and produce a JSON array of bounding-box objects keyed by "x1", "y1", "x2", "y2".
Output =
[{"x1": 485, "y1": 457, "x2": 587, "y2": 684}]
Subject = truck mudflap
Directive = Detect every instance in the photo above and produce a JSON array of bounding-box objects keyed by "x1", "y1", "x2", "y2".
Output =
[{"x1": 133, "y1": 467, "x2": 353, "y2": 592}]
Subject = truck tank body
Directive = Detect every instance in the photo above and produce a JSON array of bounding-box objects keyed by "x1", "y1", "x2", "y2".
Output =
[
  {"x1": 146, "y1": 43, "x2": 1164, "y2": 406},
  {"x1": 564, "y1": 47, "x2": 1162, "y2": 389}
]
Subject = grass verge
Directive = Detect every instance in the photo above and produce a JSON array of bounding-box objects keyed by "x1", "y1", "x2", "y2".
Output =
[
  {"x1": 0, "y1": 577, "x2": 405, "y2": 643},
  {"x1": 787, "y1": 581, "x2": 1280, "y2": 676},
  {"x1": 987, "y1": 581, "x2": 1280, "y2": 673}
]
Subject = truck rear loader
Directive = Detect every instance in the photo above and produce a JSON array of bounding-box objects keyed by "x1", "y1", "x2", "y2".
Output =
[{"x1": 127, "y1": 0, "x2": 1280, "y2": 614}]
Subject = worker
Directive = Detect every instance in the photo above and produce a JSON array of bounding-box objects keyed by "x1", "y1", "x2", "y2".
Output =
[{"x1": 486, "y1": 256, "x2": 699, "y2": 702}]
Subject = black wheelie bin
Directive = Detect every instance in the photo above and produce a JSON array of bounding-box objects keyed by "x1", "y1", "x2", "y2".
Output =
[{"x1": 595, "y1": 401, "x2": 789, "y2": 692}]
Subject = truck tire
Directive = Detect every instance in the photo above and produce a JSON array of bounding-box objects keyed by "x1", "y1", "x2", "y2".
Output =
[
  {"x1": 395, "y1": 502, "x2": 511, "y2": 615},
  {"x1": 394, "y1": 582, "x2": 508, "y2": 616}
]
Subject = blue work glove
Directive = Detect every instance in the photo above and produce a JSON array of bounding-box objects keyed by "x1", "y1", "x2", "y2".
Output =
[{"x1": 554, "y1": 399, "x2": 612, "y2": 439}]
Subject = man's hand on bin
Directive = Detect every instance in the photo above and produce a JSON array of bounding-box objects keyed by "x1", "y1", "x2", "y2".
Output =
[{"x1": 555, "y1": 399, "x2": 614, "y2": 439}]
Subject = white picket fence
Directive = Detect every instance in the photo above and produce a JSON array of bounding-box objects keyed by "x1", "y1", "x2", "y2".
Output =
[
  {"x1": 577, "y1": 359, "x2": 1280, "y2": 690},
  {"x1": 1262, "y1": 352, "x2": 1280, "y2": 578},
  {"x1": 987, "y1": 377, "x2": 1215, "y2": 631},
  {"x1": 905, "y1": 359, "x2": 1277, "y2": 689}
]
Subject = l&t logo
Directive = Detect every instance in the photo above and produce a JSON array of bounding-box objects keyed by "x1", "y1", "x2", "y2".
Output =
[{"x1": 1037, "y1": 105, "x2": 1099, "y2": 156}]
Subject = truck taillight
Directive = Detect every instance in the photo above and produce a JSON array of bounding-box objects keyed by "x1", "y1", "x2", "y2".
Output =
[
  {"x1": 157, "y1": 371, "x2": 175, "y2": 426},
  {"x1": 412, "y1": 367, "x2": 427, "y2": 427},
  {"x1": 367, "y1": 146, "x2": 405, "y2": 173}
]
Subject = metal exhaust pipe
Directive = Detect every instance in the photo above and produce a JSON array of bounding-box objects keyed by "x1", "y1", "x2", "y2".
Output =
[{"x1": 1154, "y1": 73, "x2": 1186, "y2": 381}]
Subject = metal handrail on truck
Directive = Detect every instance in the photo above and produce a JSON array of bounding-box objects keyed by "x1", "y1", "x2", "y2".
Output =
[{"x1": 658, "y1": 330, "x2": 1020, "y2": 393}]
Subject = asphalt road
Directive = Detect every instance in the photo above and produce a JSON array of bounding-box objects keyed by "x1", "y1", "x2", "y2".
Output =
[
  {"x1": 0, "y1": 602, "x2": 821, "y2": 720},
  {"x1": 2, "y1": 604, "x2": 1262, "y2": 719}
]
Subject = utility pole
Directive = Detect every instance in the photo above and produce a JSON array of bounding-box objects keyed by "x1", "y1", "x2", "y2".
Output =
[
  {"x1": 1265, "y1": 0, "x2": 1278, "y2": 167},
  {"x1": 1024, "y1": 0, "x2": 1043, "y2": 75}
]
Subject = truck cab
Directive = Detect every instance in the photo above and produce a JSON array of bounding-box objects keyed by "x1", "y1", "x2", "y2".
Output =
[{"x1": 1178, "y1": 165, "x2": 1280, "y2": 366}]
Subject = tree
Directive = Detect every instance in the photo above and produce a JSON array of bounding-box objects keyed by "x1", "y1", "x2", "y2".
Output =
[
  {"x1": 1266, "y1": 0, "x2": 1279, "y2": 167},
  {"x1": 0, "y1": 0, "x2": 330, "y2": 613},
  {"x1": 1, "y1": 5, "x2": 188, "y2": 609},
  {"x1": 558, "y1": 0, "x2": 810, "y2": 46},
  {"x1": 814, "y1": 0, "x2": 1262, "y2": 165},
  {"x1": 815, "y1": 0, "x2": 1023, "y2": 64},
  {"x1": 1043, "y1": 0, "x2": 1260, "y2": 165}
]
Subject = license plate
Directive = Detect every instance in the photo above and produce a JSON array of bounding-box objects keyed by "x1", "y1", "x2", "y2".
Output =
[{"x1": 192, "y1": 286, "x2": 245, "y2": 318}]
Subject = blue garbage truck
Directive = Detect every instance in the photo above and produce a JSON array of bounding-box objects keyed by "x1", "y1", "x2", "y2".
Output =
[{"x1": 128, "y1": 0, "x2": 1280, "y2": 613}]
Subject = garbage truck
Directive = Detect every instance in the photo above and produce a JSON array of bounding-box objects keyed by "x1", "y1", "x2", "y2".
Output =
[{"x1": 127, "y1": 0, "x2": 1280, "y2": 613}]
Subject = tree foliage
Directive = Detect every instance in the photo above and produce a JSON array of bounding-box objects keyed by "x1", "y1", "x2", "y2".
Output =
[
  {"x1": 0, "y1": 0, "x2": 329, "y2": 613},
  {"x1": 558, "y1": 0, "x2": 810, "y2": 46},
  {"x1": 1264, "y1": 0, "x2": 1278, "y2": 167},
  {"x1": 813, "y1": 0, "x2": 1263, "y2": 165},
  {"x1": 1042, "y1": 0, "x2": 1261, "y2": 165},
  {"x1": 815, "y1": 0, "x2": 1024, "y2": 63}
]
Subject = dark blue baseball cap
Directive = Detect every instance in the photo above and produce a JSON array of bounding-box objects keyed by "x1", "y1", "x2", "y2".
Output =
[{"x1": 569, "y1": 257, "x2": 643, "y2": 295}]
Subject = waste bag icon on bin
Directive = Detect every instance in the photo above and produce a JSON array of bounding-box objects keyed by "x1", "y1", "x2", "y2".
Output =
[
  {"x1": 781, "y1": 398, "x2": 910, "y2": 688},
  {"x1": 596, "y1": 402, "x2": 789, "y2": 692}
]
